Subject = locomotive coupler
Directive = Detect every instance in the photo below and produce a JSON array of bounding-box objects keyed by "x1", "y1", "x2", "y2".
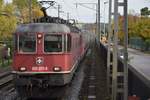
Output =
[{"x1": 31, "y1": 78, "x2": 48, "y2": 88}]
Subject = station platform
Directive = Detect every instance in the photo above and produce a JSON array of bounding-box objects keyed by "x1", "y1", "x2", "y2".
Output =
[
  {"x1": 127, "y1": 48, "x2": 150, "y2": 88},
  {"x1": 103, "y1": 42, "x2": 150, "y2": 88},
  {"x1": 100, "y1": 42, "x2": 150, "y2": 99}
]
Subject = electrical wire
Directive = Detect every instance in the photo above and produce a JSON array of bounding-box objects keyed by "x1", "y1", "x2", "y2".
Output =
[
  {"x1": 74, "y1": 0, "x2": 80, "y2": 20},
  {"x1": 77, "y1": 4, "x2": 97, "y2": 11},
  {"x1": 62, "y1": 0, "x2": 74, "y2": 9},
  {"x1": 61, "y1": 0, "x2": 80, "y2": 21}
]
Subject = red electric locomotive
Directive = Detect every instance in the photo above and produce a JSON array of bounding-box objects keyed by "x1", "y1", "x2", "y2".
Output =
[{"x1": 12, "y1": 7, "x2": 93, "y2": 98}]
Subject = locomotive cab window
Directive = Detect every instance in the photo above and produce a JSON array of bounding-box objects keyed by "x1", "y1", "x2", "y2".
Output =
[
  {"x1": 18, "y1": 34, "x2": 36, "y2": 53},
  {"x1": 44, "y1": 35, "x2": 62, "y2": 52},
  {"x1": 67, "y1": 35, "x2": 71, "y2": 52}
]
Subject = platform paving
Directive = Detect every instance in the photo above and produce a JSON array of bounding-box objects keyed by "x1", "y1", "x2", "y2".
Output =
[{"x1": 127, "y1": 48, "x2": 150, "y2": 88}]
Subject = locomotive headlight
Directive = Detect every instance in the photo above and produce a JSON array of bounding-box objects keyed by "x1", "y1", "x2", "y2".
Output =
[
  {"x1": 53, "y1": 66, "x2": 61, "y2": 72},
  {"x1": 19, "y1": 67, "x2": 27, "y2": 72},
  {"x1": 37, "y1": 33, "x2": 42, "y2": 39}
]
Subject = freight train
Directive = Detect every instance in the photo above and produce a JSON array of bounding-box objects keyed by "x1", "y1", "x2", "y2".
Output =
[{"x1": 12, "y1": 7, "x2": 94, "y2": 98}]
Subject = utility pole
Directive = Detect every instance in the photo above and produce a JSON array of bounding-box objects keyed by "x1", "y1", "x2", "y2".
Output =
[
  {"x1": 67, "y1": 12, "x2": 69, "y2": 20},
  {"x1": 57, "y1": 5, "x2": 64, "y2": 18},
  {"x1": 29, "y1": 0, "x2": 32, "y2": 23},
  {"x1": 112, "y1": 0, "x2": 119, "y2": 99},
  {"x1": 123, "y1": 0, "x2": 128, "y2": 99},
  {"x1": 74, "y1": 2, "x2": 98, "y2": 38},
  {"x1": 98, "y1": 0, "x2": 101, "y2": 41},
  {"x1": 104, "y1": 1, "x2": 108, "y2": 37},
  {"x1": 96, "y1": 4, "x2": 98, "y2": 35},
  {"x1": 58, "y1": 5, "x2": 61, "y2": 18},
  {"x1": 110, "y1": 0, "x2": 128, "y2": 99},
  {"x1": 107, "y1": 0, "x2": 112, "y2": 95}
]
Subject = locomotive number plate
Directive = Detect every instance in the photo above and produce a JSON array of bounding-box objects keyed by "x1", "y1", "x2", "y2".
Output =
[{"x1": 32, "y1": 66, "x2": 48, "y2": 71}]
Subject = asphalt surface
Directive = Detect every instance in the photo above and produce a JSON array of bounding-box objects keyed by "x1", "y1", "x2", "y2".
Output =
[
  {"x1": 127, "y1": 48, "x2": 150, "y2": 88},
  {"x1": 105, "y1": 43, "x2": 150, "y2": 89}
]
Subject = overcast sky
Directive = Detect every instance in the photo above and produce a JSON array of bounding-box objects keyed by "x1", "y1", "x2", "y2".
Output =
[
  {"x1": 5, "y1": 0, "x2": 150, "y2": 23},
  {"x1": 39, "y1": 0, "x2": 150, "y2": 23}
]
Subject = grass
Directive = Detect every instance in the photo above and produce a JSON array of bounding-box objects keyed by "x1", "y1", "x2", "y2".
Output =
[
  {"x1": 143, "y1": 50, "x2": 150, "y2": 54},
  {"x1": 0, "y1": 46, "x2": 12, "y2": 67},
  {"x1": 0, "y1": 58, "x2": 12, "y2": 67}
]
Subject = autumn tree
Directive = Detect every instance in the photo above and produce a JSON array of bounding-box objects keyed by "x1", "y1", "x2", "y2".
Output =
[
  {"x1": 0, "y1": 1, "x2": 17, "y2": 41},
  {"x1": 117, "y1": 15, "x2": 138, "y2": 42},
  {"x1": 136, "y1": 18, "x2": 150, "y2": 40},
  {"x1": 140, "y1": 7, "x2": 150, "y2": 17},
  {"x1": 117, "y1": 13, "x2": 150, "y2": 49},
  {"x1": 13, "y1": 0, "x2": 43, "y2": 23},
  {"x1": 117, "y1": 16, "x2": 124, "y2": 42}
]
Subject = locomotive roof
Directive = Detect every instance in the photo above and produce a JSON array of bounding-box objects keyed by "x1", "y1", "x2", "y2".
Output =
[{"x1": 15, "y1": 23, "x2": 71, "y2": 34}]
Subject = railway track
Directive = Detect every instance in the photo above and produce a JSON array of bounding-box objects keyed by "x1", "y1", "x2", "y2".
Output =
[
  {"x1": 0, "y1": 63, "x2": 85, "y2": 100},
  {"x1": 0, "y1": 71, "x2": 13, "y2": 93},
  {"x1": 0, "y1": 71, "x2": 17, "y2": 100},
  {"x1": 79, "y1": 43, "x2": 109, "y2": 100}
]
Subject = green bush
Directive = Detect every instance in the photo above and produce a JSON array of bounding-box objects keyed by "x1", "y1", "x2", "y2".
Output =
[{"x1": 144, "y1": 39, "x2": 150, "y2": 51}]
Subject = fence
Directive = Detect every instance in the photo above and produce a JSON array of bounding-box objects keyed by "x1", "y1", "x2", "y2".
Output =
[{"x1": 129, "y1": 37, "x2": 150, "y2": 52}]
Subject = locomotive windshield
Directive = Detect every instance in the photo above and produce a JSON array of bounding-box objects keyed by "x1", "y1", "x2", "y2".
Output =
[
  {"x1": 44, "y1": 35, "x2": 62, "y2": 52},
  {"x1": 18, "y1": 34, "x2": 36, "y2": 53}
]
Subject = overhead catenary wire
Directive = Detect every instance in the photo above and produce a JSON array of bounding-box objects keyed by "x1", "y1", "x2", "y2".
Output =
[
  {"x1": 61, "y1": 0, "x2": 98, "y2": 23},
  {"x1": 75, "y1": 3, "x2": 97, "y2": 11},
  {"x1": 75, "y1": 2, "x2": 99, "y2": 23},
  {"x1": 61, "y1": 0, "x2": 80, "y2": 22},
  {"x1": 75, "y1": 0, "x2": 80, "y2": 22},
  {"x1": 74, "y1": 0, "x2": 80, "y2": 21},
  {"x1": 76, "y1": 3, "x2": 97, "y2": 11}
]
